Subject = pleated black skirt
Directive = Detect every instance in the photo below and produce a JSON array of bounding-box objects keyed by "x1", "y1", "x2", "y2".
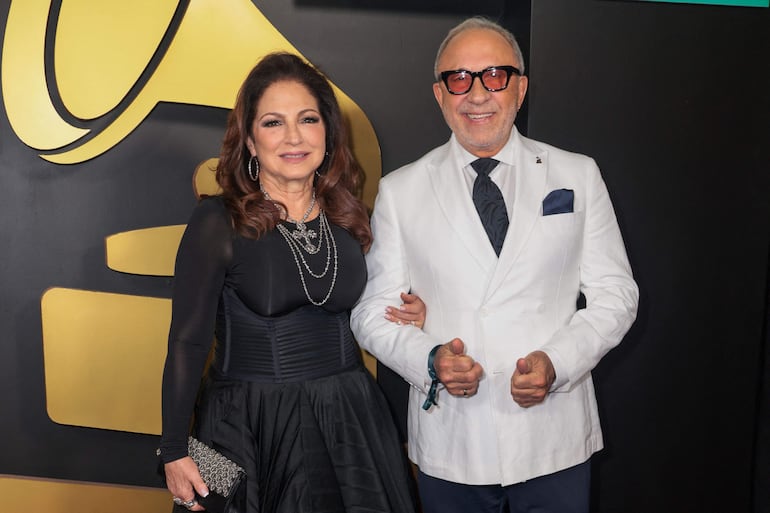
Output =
[{"x1": 188, "y1": 365, "x2": 416, "y2": 513}]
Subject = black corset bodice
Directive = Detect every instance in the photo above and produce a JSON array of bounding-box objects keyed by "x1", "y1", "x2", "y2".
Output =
[{"x1": 212, "y1": 287, "x2": 362, "y2": 383}]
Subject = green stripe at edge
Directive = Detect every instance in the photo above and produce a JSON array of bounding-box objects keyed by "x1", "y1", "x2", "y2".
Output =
[{"x1": 640, "y1": 0, "x2": 768, "y2": 6}]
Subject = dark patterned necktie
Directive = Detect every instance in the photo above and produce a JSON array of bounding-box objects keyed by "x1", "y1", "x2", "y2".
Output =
[{"x1": 471, "y1": 158, "x2": 508, "y2": 256}]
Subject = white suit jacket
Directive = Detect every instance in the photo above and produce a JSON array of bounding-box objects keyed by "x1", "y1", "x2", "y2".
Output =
[{"x1": 350, "y1": 128, "x2": 638, "y2": 486}]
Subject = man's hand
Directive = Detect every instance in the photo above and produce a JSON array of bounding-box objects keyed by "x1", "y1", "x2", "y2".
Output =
[
  {"x1": 510, "y1": 350, "x2": 556, "y2": 407},
  {"x1": 434, "y1": 338, "x2": 484, "y2": 397}
]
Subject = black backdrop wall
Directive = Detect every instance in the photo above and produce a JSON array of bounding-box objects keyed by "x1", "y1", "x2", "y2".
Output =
[
  {"x1": 528, "y1": 1, "x2": 770, "y2": 512},
  {"x1": 1, "y1": 1, "x2": 768, "y2": 512}
]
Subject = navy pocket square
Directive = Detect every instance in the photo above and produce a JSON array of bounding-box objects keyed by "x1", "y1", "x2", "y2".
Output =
[{"x1": 542, "y1": 189, "x2": 574, "y2": 216}]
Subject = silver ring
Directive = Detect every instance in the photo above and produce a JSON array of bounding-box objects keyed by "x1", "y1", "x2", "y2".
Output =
[
  {"x1": 172, "y1": 497, "x2": 184, "y2": 506},
  {"x1": 183, "y1": 499, "x2": 197, "y2": 509},
  {"x1": 462, "y1": 389, "x2": 468, "y2": 397}
]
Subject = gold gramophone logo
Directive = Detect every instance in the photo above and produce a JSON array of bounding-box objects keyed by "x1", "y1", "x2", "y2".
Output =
[{"x1": 3, "y1": 0, "x2": 381, "y2": 436}]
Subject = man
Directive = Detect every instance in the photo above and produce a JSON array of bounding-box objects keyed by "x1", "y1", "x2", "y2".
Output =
[{"x1": 350, "y1": 16, "x2": 638, "y2": 513}]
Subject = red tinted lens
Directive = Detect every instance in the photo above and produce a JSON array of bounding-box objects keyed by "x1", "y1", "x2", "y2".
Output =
[
  {"x1": 481, "y1": 68, "x2": 508, "y2": 91},
  {"x1": 446, "y1": 71, "x2": 471, "y2": 93}
]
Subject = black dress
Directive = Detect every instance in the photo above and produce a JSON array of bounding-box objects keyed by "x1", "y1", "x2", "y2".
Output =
[{"x1": 160, "y1": 197, "x2": 415, "y2": 513}]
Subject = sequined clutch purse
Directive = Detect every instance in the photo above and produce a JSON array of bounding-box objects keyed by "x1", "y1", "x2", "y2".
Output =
[{"x1": 186, "y1": 437, "x2": 245, "y2": 513}]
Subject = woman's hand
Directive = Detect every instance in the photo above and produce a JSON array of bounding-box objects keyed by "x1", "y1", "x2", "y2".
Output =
[
  {"x1": 385, "y1": 292, "x2": 426, "y2": 329},
  {"x1": 164, "y1": 456, "x2": 208, "y2": 511}
]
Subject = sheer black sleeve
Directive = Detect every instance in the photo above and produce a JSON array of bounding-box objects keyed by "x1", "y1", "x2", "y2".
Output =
[{"x1": 159, "y1": 197, "x2": 232, "y2": 463}]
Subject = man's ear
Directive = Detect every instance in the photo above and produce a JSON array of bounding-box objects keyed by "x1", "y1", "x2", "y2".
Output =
[
  {"x1": 432, "y1": 81, "x2": 444, "y2": 108},
  {"x1": 517, "y1": 75, "x2": 529, "y2": 110}
]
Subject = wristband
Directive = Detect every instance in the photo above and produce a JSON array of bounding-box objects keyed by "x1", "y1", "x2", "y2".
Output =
[{"x1": 422, "y1": 345, "x2": 442, "y2": 410}]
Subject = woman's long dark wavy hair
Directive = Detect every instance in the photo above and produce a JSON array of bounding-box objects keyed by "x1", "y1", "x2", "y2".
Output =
[{"x1": 216, "y1": 52, "x2": 372, "y2": 251}]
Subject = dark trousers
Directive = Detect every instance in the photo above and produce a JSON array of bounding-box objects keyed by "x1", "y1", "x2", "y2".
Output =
[{"x1": 417, "y1": 460, "x2": 591, "y2": 513}]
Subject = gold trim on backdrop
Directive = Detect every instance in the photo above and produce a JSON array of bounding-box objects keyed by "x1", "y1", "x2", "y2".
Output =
[
  {"x1": 1, "y1": 1, "x2": 89, "y2": 149},
  {"x1": 105, "y1": 225, "x2": 186, "y2": 276},
  {"x1": 362, "y1": 351, "x2": 377, "y2": 377},
  {"x1": 55, "y1": 1, "x2": 178, "y2": 119},
  {"x1": 0, "y1": 475, "x2": 169, "y2": 513},
  {"x1": 41, "y1": 288, "x2": 169, "y2": 435},
  {"x1": 193, "y1": 158, "x2": 221, "y2": 198}
]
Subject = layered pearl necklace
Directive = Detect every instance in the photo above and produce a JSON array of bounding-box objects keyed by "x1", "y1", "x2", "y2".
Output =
[{"x1": 259, "y1": 183, "x2": 338, "y2": 306}]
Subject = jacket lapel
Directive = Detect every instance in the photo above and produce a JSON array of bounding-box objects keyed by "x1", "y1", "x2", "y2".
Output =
[
  {"x1": 486, "y1": 133, "x2": 548, "y2": 298},
  {"x1": 426, "y1": 144, "x2": 497, "y2": 273}
]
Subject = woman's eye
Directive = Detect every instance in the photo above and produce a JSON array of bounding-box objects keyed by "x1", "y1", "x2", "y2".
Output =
[
  {"x1": 302, "y1": 116, "x2": 320, "y2": 124},
  {"x1": 261, "y1": 119, "x2": 281, "y2": 128}
]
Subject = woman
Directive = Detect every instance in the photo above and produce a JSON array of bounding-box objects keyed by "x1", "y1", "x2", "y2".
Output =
[{"x1": 158, "y1": 52, "x2": 422, "y2": 512}]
